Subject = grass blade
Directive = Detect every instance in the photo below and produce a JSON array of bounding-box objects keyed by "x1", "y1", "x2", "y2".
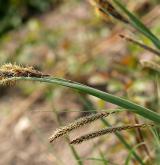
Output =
[
  {"x1": 68, "y1": 142, "x2": 83, "y2": 165},
  {"x1": 125, "y1": 142, "x2": 146, "y2": 165},
  {"x1": 9, "y1": 76, "x2": 160, "y2": 123}
]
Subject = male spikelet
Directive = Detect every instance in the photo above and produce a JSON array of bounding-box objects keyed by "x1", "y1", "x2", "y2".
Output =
[
  {"x1": 49, "y1": 111, "x2": 117, "y2": 143},
  {"x1": 70, "y1": 123, "x2": 154, "y2": 144},
  {"x1": 90, "y1": 0, "x2": 129, "y2": 24},
  {"x1": 0, "y1": 63, "x2": 49, "y2": 85}
]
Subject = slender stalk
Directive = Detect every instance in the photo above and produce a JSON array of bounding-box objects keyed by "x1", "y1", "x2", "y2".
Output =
[
  {"x1": 53, "y1": 109, "x2": 83, "y2": 165},
  {"x1": 120, "y1": 34, "x2": 160, "y2": 57}
]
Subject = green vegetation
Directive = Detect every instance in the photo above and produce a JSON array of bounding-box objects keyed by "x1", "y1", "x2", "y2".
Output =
[{"x1": 0, "y1": 1, "x2": 160, "y2": 164}]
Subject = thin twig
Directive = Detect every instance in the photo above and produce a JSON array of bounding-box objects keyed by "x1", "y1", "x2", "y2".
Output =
[{"x1": 120, "y1": 34, "x2": 160, "y2": 57}]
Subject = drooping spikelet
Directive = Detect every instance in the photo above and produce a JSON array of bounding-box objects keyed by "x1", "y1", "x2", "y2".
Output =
[
  {"x1": 49, "y1": 111, "x2": 117, "y2": 143},
  {"x1": 70, "y1": 123, "x2": 154, "y2": 144},
  {"x1": 0, "y1": 63, "x2": 49, "y2": 85}
]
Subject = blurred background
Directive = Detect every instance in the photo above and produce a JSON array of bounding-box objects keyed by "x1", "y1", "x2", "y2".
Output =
[{"x1": 0, "y1": 0, "x2": 160, "y2": 164}]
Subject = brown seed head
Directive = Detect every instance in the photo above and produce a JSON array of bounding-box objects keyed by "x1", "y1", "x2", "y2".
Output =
[
  {"x1": 0, "y1": 63, "x2": 49, "y2": 85},
  {"x1": 49, "y1": 112, "x2": 117, "y2": 143},
  {"x1": 70, "y1": 123, "x2": 154, "y2": 144}
]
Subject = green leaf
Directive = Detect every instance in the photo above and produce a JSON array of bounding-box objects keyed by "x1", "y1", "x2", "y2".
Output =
[{"x1": 9, "y1": 76, "x2": 160, "y2": 124}]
